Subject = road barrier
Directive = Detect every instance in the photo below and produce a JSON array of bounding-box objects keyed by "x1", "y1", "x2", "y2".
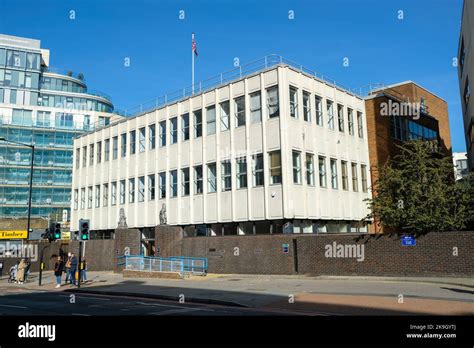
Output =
[{"x1": 117, "y1": 255, "x2": 208, "y2": 277}]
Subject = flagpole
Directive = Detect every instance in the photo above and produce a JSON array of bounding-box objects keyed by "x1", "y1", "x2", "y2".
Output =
[{"x1": 192, "y1": 32, "x2": 195, "y2": 95}]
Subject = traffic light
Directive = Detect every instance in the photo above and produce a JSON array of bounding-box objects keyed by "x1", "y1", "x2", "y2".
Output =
[
  {"x1": 54, "y1": 223, "x2": 61, "y2": 240},
  {"x1": 79, "y1": 219, "x2": 90, "y2": 240}
]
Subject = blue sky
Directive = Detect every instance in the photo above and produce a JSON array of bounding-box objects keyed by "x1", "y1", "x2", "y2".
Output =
[{"x1": 0, "y1": 0, "x2": 466, "y2": 152}]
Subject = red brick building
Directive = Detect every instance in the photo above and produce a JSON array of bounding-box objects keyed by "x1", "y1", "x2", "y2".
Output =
[{"x1": 364, "y1": 81, "x2": 452, "y2": 233}]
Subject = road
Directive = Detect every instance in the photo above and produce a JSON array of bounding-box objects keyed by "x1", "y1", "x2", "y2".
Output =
[{"x1": 0, "y1": 290, "x2": 296, "y2": 316}]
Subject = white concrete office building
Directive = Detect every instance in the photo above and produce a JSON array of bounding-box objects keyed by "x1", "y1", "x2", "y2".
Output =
[{"x1": 71, "y1": 61, "x2": 371, "y2": 236}]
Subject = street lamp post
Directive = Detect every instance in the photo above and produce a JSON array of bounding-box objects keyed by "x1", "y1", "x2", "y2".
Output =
[{"x1": 0, "y1": 137, "x2": 35, "y2": 241}]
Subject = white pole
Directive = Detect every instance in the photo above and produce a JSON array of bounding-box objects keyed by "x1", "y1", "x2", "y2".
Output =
[{"x1": 192, "y1": 32, "x2": 195, "y2": 95}]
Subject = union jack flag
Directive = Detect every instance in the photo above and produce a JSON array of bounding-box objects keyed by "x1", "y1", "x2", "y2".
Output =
[{"x1": 192, "y1": 37, "x2": 198, "y2": 57}]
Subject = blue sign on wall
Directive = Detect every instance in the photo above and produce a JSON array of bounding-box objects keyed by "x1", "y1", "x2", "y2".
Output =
[
  {"x1": 282, "y1": 243, "x2": 289, "y2": 253},
  {"x1": 401, "y1": 236, "x2": 416, "y2": 246}
]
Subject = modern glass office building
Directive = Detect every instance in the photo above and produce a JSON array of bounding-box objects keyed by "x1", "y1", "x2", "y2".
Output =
[{"x1": 0, "y1": 34, "x2": 121, "y2": 221}]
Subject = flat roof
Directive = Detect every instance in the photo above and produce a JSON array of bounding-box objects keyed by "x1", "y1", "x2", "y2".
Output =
[
  {"x1": 367, "y1": 80, "x2": 447, "y2": 103},
  {"x1": 0, "y1": 34, "x2": 41, "y2": 50}
]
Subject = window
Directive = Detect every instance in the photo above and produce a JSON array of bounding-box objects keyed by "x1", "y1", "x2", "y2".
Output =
[
  {"x1": 130, "y1": 130, "x2": 136, "y2": 154},
  {"x1": 319, "y1": 156, "x2": 327, "y2": 188},
  {"x1": 104, "y1": 139, "x2": 110, "y2": 161},
  {"x1": 116, "y1": 180, "x2": 124, "y2": 204},
  {"x1": 159, "y1": 121, "x2": 166, "y2": 147},
  {"x1": 357, "y1": 112, "x2": 364, "y2": 138},
  {"x1": 221, "y1": 161, "x2": 232, "y2": 191},
  {"x1": 194, "y1": 166, "x2": 203, "y2": 194},
  {"x1": 292, "y1": 151, "x2": 302, "y2": 184},
  {"x1": 235, "y1": 96, "x2": 246, "y2": 127},
  {"x1": 464, "y1": 76, "x2": 471, "y2": 106},
  {"x1": 158, "y1": 172, "x2": 166, "y2": 199},
  {"x1": 267, "y1": 86, "x2": 279, "y2": 118},
  {"x1": 303, "y1": 91, "x2": 311, "y2": 122},
  {"x1": 89, "y1": 144, "x2": 94, "y2": 165},
  {"x1": 139, "y1": 127, "x2": 146, "y2": 152},
  {"x1": 170, "y1": 117, "x2": 178, "y2": 144},
  {"x1": 289, "y1": 86, "x2": 298, "y2": 118},
  {"x1": 138, "y1": 176, "x2": 145, "y2": 202},
  {"x1": 330, "y1": 159, "x2": 338, "y2": 189},
  {"x1": 149, "y1": 124, "x2": 156, "y2": 149},
  {"x1": 250, "y1": 91, "x2": 261, "y2": 123},
  {"x1": 121, "y1": 133, "x2": 127, "y2": 157},
  {"x1": 207, "y1": 105, "x2": 216, "y2": 135},
  {"x1": 207, "y1": 163, "x2": 217, "y2": 193},
  {"x1": 306, "y1": 154, "x2": 315, "y2": 186},
  {"x1": 74, "y1": 189, "x2": 78, "y2": 210},
  {"x1": 181, "y1": 114, "x2": 189, "y2": 141},
  {"x1": 220, "y1": 101, "x2": 230, "y2": 131},
  {"x1": 194, "y1": 109, "x2": 202, "y2": 138},
  {"x1": 148, "y1": 175, "x2": 155, "y2": 200},
  {"x1": 269, "y1": 151, "x2": 282, "y2": 184},
  {"x1": 80, "y1": 188, "x2": 85, "y2": 209},
  {"x1": 236, "y1": 157, "x2": 247, "y2": 189},
  {"x1": 341, "y1": 161, "x2": 349, "y2": 190},
  {"x1": 337, "y1": 104, "x2": 344, "y2": 132},
  {"x1": 103, "y1": 184, "x2": 108, "y2": 207},
  {"x1": 75, "y1": 148, "x2": 80, "y2": 169},
  {"x1": 252, "y1": 153, "x2": 264, "y2": 187},
  {"x1": 82, "y1": 146, "x2": 87, "y2": 167},
  {"x1": 111, "y1": 182, "x2": 117, "y2": 206},
  {"x1": 182, "y1": 168, "x2": 190, "y2": 196},
  {"x1": 460, "y1": 37, "x2": 466, "y2": 74},
  {"x1": 351, "y1": 163, "x2": 358, "y2": 192},
  {"x1": 361, "y1": 165, "x2": 368, "y2": 192},
  {"x1": 327, "y1": 100, "x2": 334, "y2": 130},
  {"x1": 347, "y1": 108, "x2": 354, "y2": 135},
  {"x1": 113, "y1": 136, "x2": 118, "y2": 159},
  {"x1": 97, "y1": 141, "x2": 102, "y2": 163},
  {"x1": 170, "y1": 170, "x2": 178, "y2": 197},
  {"x1": 129, "y1": 178, "x2": 135, "y2": 203}
]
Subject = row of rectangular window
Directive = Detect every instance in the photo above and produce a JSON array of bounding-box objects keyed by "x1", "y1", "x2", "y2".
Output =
[
  {"x1": 289, "y1": 85, "x2": 364, "y2": 137},
  {"x1": 74, "y1": 152, "x2": 367, "y2": 210},
  {"x1": 74, "y1": 152, "x2": 275, "y2": 209},
  {"x1": 291, "y1": 151, "x2": 368, "y2": 192}
]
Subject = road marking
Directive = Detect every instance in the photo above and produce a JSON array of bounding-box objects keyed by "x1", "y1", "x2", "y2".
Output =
[
  {"x1": 149, "y1": 308, "x2": 209, "y2": 315},
  {"x1": 0, "y1": 304, "x2": 28, "y2": 309},
  {"x1": 135, "y1": 301, "x2": 213, "y2": 311},
  {"x1": 59, "y1": 294, "x2": 111, "y2": 301},
  {"x1": 71, "y1": 313, "x2": 91, "y2": 316}
]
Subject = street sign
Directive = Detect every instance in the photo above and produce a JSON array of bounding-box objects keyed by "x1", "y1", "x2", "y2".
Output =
[
  {"x1": 0, "y1": 230, "x2": 28, "y2": 240},
  {"x1": 61, "y1": 231, "x2": 71, "y2": 240},
  {"x1": 282, "y1": 243, "x2": 289, "y2": 253},
  {"x1": 401, "y1": 236, "x2": 416, "y2": 246}
]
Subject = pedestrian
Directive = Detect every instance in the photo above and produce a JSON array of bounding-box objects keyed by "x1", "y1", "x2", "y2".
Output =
[
  {"x1": 69, "y1": 253, "x2": 78, "y2": 285},
  {"x1": 16, "y1": 259, "x2": 27, "y2": 284},
  {"x1": 9, "y1": 261, "x2": 19, "y2": 283},
  {"x1": 54, "y1": 256, "x2": 64, "y2": 288},
  {"x1": 24, "y1": 258, "x2": 31, "y2": 283},
  {"x1": 65, "y1": 252, "x2": 71, "y2": 284},
  {"x1": 81, "y1": 258, "x2": 88, "y2": 282}
]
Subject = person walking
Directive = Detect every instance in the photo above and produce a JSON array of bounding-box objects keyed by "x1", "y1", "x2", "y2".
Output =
[
  {"x1": 16, "y1": 259, "x2": 27, "y2": 284},
  {"x1": 54, "y1": 256, "x2": 64, "y2": 288},
  {"x1": 9, "y1": 261, "x2": 19, "y2": 283},
  {"x1": 23, "y1": 258, "x2": 31, "y2": 283},
  {"x1": 65, "y1": 252, "x2": 71, "y2": 284},
  {"x1": 69, "y1": 253, "x2": 78, "y2": 286},
  {"x1": 81, "y1": 258, "x2": 88, "y2": 282}
]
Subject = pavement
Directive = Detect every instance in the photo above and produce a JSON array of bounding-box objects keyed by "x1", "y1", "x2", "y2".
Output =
[{"x1": 0, "y1": 271, "x2": 473, "y2": 315}]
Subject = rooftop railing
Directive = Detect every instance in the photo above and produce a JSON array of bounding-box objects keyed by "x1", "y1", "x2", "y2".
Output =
[
  {"x1": 85, "y1": 54, "x2": 368, "y2": 133},
  {"x1": 41, "y1": 67, "x2": 86, "y2": 82},
  {"x1": 118, "y1": 54, "x2": 364, "y2": 118}
]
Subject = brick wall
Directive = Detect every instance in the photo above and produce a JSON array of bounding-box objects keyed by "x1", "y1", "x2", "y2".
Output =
[
  {"x1": 69, "y1": 240, "x2": 115, "y2": 271},
  {"x1": 175, "y1": 231, "x2": 474, "y2": 277},
  {"x1": 154, "y1": 225, "x2": 183, "y2": 257}
]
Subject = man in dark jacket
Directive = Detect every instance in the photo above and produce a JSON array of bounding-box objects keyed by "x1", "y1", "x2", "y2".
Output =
[
  {"x1": 54, "y1": 256, "x2": 64, "y2": 288},
  {"x1": 69, "y1": 253, "x2": 78, "y2": 286}
]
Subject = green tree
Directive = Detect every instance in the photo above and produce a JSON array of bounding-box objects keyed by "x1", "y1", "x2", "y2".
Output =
[{"x1": 366, "y1": 140, "x2": 473, "y2": 234}]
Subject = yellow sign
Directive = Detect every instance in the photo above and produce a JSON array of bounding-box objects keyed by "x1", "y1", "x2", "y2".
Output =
[
  {"x1": 61, "y1": 231, "x2": 71, "y2": 240},
  {"x1": 0, "y1": 230, "x2": 28, "y2": 240}
]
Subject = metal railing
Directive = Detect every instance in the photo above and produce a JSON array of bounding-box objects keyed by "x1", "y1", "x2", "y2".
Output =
[{"x1": 117, "y1": 255, "x2": 208, "y2": 276}]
